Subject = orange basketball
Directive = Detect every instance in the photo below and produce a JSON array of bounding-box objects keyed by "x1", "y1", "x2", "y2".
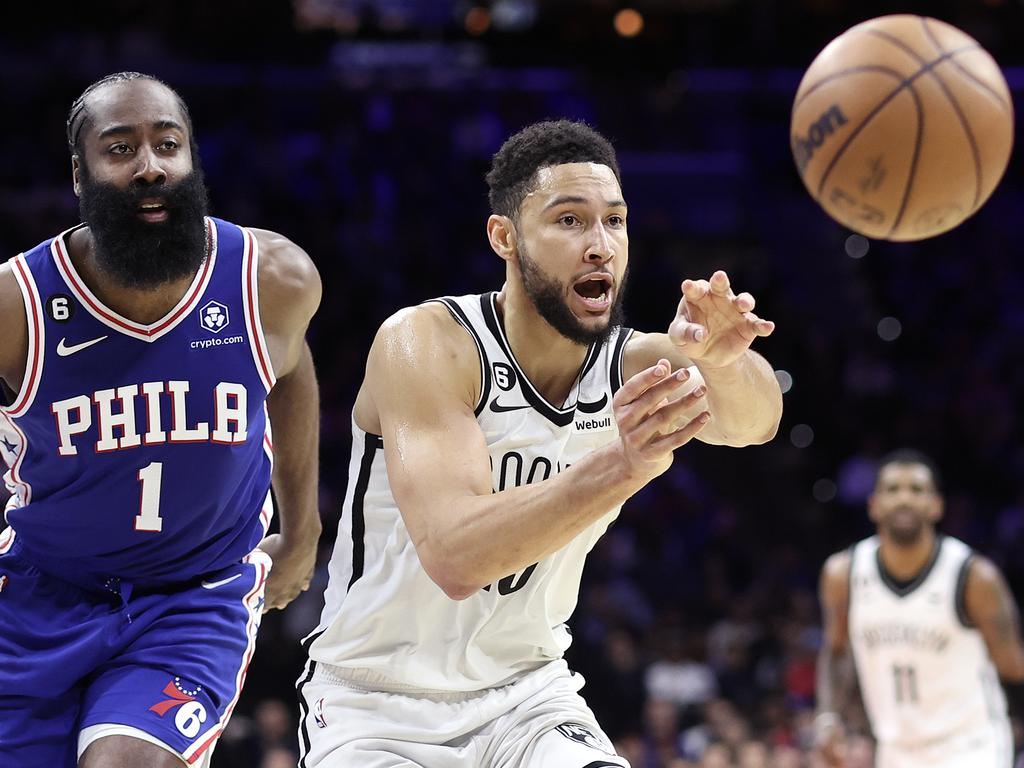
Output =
[{"x1": 791, "y1": 15, "x2": 1014, "y2": 241}]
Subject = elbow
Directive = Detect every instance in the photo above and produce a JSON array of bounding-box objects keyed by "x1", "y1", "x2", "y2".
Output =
[
  {"x1": 740, "y1": 402, "x2": 783, "y2": 446},
  {"x1": 438, "y1": 582, "x2": 479, "y2": 601},
  {"x1": 416, "y1": 544, "x2": 481, "y2": 601},
  {"x1": 999, "y1": 661, "x2": 1024, "y2": 684},
  {"x1": 430, "y1": 571, "x2": 480, "y2": 601},
  {"x1": 716, "y1": 418, "x2": 780, "y2": 448},
  {"x1": 749, "y1": 418, "x2": 781, "y2": 445}
]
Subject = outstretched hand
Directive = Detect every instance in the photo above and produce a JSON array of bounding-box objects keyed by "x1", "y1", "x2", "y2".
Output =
[
  {"x1": 669, "y1": 270, "x2": 775, "y2": 369},
  {"x1": 612, "y1": 359, "x2": 710, "y2": 480}
]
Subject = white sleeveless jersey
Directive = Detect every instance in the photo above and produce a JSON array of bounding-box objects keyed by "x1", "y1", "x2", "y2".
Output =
[
  {"x1": 848, "y1": 535, "x2": 1009, "y2": 748},
  {"x1": 307, "y1": 292, "x2": 649, "y2": 692}
]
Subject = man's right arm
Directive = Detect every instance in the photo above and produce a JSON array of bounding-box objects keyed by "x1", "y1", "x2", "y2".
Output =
[
  {"x1": 816, "y1": 549, "x2": 856, "y2": 767},
  {"x1": 0, "y1": 261, "x2": 28, "y2": 395},
  {"x1": 365, "y1": 304, "x2": 709, "y2": 600}
]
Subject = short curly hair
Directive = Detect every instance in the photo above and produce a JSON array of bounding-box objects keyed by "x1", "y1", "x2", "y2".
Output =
[
  {"x1": 876, "y1": 448, "x2": 943, "y2": 493},
  {"x1": 486, "y1": 120, "x2": 621, "y2": 220}
]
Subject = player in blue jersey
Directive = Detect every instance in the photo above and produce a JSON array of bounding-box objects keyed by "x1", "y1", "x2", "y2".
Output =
[{"x1": 0, "y1": 72, "x2": 322, "y2": 767}]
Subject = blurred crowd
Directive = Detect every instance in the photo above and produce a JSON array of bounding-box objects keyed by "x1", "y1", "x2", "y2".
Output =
[{"x1": 3, "y1": 2, "x2": 1024, "y2": 766}]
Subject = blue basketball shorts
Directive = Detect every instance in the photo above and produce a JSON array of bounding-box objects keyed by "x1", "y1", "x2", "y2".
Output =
[{"x1": 0, "y1": 528, "x2": 270, "y2": 767}]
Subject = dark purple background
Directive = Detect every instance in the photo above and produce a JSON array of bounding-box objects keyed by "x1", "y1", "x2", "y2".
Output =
[{"x1": 2, "y1": 2, "x2": 1023, "y2": 765}]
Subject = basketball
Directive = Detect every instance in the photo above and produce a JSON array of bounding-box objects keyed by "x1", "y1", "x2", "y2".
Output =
[{"x1": 791, "y1": 15, "x2": 1014, "y2": 241}]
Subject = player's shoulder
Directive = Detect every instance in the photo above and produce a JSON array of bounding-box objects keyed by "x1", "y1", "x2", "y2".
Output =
[
  {"x1": 371, "y1": 300, "x2": 483, "y2": 383},
  {"x1": 965, "y1": 552, "x2": 1003, "y2": 588},
  {"x1": 247, "y1": 227, "x2": 321, "y2": 318},
  {"x1": 821, "y1": 548, "x2": 853, "y2": 594},
  {"x1": 248, "y1": 227, "x2": 319, "y2": 288},
  {"x1": 364, "y1": 300, "x2": 483, "y2": 411},
  {"x1": 376, "y1": 300, "x2": 477, "y2": 359}
]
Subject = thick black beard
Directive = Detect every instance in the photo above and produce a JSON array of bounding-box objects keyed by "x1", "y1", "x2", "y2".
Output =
[
  {"x1": 78, "y1": 169, "x2": 210, "y2": 289},
  {"x1": 518, "y1": 243, "x2": 627, "y2": 347}
]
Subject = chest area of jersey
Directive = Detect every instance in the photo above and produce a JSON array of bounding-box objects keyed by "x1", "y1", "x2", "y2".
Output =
[
  {"x1": 36, "y1": 293, "x2": 262, "y2": 456},
  {"x1": 480, "y1": 362, "x2": 616, "y2": 492},
  {"x1": 47, "y1": 377, "x2": 258, "y2": 457},
  {"x1": 850, "y1": 574, "x2": 957, "y2": 655}
]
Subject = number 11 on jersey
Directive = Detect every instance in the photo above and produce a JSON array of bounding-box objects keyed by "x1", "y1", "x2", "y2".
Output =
[
  {"x1": 893, "y1": 663, "x2": 919, "y2": 704},
  {"x1": 135, "y1": 461, "x2": 164, "y2": 532}
]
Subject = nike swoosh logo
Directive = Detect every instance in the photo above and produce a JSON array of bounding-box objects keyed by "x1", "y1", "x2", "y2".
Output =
[
  {"x1": 56, "y1": 335, "x2": 108, "y2": 357},
  {"x1": 201, "y1": 573, "x2": 243, "y2": 590},
  {"x1": 489, "y1": 399, "x2": 531, "y2": 413},
  {"x1": 576, "y1": 394, "x2": 608, "y2": 414}
]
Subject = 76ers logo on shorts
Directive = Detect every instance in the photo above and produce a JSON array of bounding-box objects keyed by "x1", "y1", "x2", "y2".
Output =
[
  {"x1": 149, "y1": 678, "x2": 208, "y2": 739},
  {"x1": 199, "y1": 300, "x2": 230, "y2": 334}
]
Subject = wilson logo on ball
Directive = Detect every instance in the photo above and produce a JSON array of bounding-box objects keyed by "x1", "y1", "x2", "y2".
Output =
[{"x1": 792, "y1": 104, "x2": 849, "y2": 173}]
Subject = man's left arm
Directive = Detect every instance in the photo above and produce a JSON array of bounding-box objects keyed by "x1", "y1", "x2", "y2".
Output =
[
  {"x1": 624, "y1": 270, "x2": 781, "y2": 446},
  {"x1": 964, "y1": 556, "x2": 1024, "y2": 682},
  {"x1": 252, "y1": 228, "x2": 323, "y2": 610}
]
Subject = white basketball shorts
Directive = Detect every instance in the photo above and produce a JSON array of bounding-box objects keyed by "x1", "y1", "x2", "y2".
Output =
[
  {"x1": 296, "y1": 658, "x2": 630, "y2": 768},
  {"x1": 875, "y1": 722, "x2": 1013, "y2": 768}
]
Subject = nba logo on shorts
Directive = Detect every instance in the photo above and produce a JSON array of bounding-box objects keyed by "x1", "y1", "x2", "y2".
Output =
[
  {"x1": 199, "y1": 300, "x2": 230, "y2": 334},
  {"x1": 313, "y1": 697, "x2": 327, "y2": 728}
]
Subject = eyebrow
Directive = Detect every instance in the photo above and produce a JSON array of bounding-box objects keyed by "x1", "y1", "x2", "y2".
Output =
[
  {"x1": 96, "y1": 119, "x2": 186, "y2": 140},
  {"x1": 542, "y1": 195, "x2": 627, "y2": 211}
]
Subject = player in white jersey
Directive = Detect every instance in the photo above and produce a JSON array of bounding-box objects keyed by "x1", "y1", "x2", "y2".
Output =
[
  {"x1": 816, "y1": 450, "x2": 1024, "y2": 768},
  {"x1": 297, "y1": 120, "x2": 783, "y2": 767}
]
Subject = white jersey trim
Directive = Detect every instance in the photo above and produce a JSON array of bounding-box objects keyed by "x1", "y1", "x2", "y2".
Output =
[
  {"x1": 77, "y1": 723, "x2": 212, "y2": 767},
  {"x1": 181, "y1": 547, "x2": 270, "y2": 763},
  {"x1": 481, "y1": 292, "x2": 599, "y2": 424},
  {"x1": 428, "y1": 297, "x2": 491, "y2": 415},
  {"x1": 241, "y1": 228, "x2": 276, "y2": 393},
  {"x1": 3, "y1": 253, "x2": 44, "y2": 417},
  {"x1": 0, "y1": 410, "x2": 31, "y2": 509},
  {"x1": 0, "y1": 254, "x2": 42, "y2": 510},
  {"x1": 50, "y1": 219, "x2": 218, "y2": 342}
]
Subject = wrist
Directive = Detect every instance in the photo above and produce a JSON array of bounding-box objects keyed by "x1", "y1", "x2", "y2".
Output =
[
  {"x1": 814, "y1": 711, "x2": 842, "y2": 742},
  {"x1": 282, "y1": 514, "x2": 323, "y2": 541},
  {"x1": 693, "y1": 354, "x2": 745, "y2": 374},
  {"x1": 593, "y1": 442, "x2": 658, "y2": 493}
]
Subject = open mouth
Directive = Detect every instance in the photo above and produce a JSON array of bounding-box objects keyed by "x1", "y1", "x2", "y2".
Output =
[
  {"x1": 137, "y1": 199, "x2": 168, "y2": 222},
  {"x1": 572, "y1": 272, "x2": 613, "y2": 313}
]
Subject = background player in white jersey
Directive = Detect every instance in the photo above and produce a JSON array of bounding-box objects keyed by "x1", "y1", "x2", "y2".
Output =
[
  {"x1": 816, "y1": 449, "x2": 1024, "y2": 768},
  {"x1": 298, "y1": 120, "x2": 783, "y2": 767},
  {"x1": 0, "y1": 73, "x2": 322, "y2": 767}
]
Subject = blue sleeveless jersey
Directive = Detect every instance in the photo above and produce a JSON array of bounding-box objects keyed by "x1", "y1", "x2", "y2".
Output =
[{"x1": 0, "y1": 217, "x2": 275, "y2": 587}]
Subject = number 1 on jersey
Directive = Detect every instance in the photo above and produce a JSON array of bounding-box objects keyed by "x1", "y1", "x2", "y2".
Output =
[
  {"x1": 135, "y1": 461, "x2": 164, "y2": 532},
  {"x1": 893, "y1": 663, "x2": 919, "y2": 704}
]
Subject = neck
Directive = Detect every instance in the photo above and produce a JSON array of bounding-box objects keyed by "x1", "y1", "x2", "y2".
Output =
[
  {"x1": 495, "y1": 283, "x2": 590, "y2": 405},
  {"x1": 68, "y1": 226, "x2": 202, "y2": 324},
  {"x1": 877, "y1": 528, "x2": 937, "y2": 581}
]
